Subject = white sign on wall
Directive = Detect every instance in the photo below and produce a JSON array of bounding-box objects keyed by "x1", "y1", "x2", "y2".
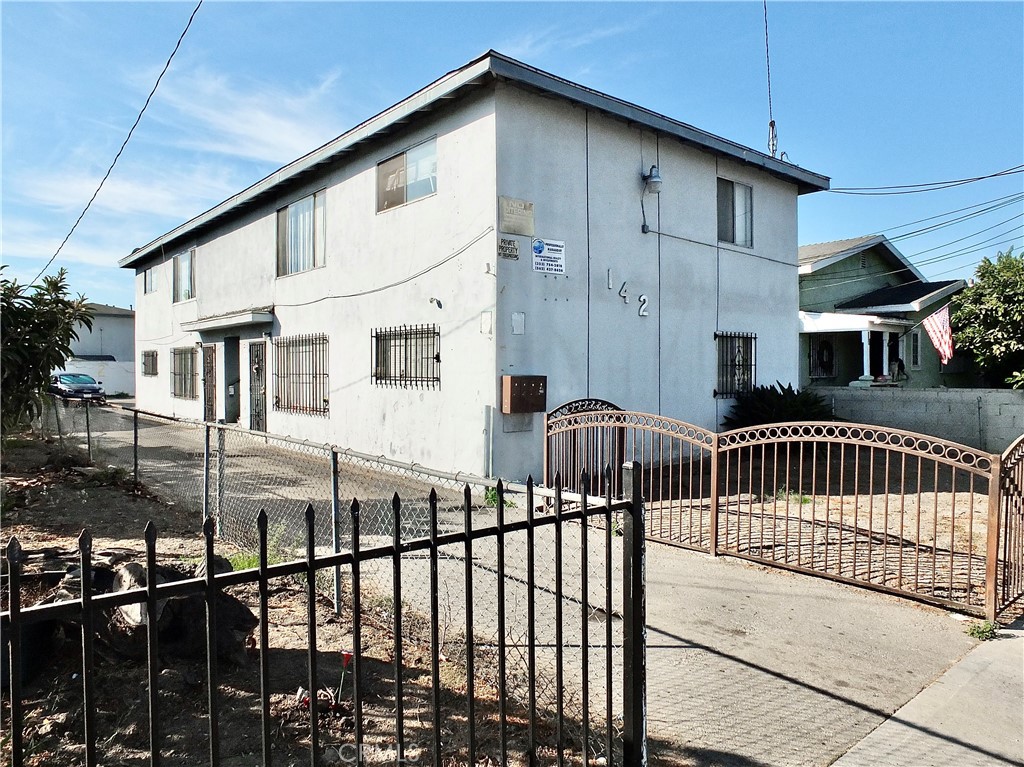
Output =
[
  {"x1": 532, "y1": 238, "x2": 565, "y2": 274},
  {"x1": 498, "y1": 237, "x2": 520, "y2": 260}
]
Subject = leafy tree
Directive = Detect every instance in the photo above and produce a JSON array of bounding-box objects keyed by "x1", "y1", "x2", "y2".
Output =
[
  {"x1": 951, "y1": 247, "x2": 1024, "y2": 388},
  {"x1": 1, "y1": 268, "x2": 94, "y2": 432}
]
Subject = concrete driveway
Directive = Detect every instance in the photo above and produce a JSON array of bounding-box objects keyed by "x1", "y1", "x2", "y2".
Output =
[{"x1": 643, "y1": 541, "x2": 990, "y2": 766}]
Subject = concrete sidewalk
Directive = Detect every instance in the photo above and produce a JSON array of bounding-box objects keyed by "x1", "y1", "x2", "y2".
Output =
[
  {"x1": 642, "y1": 542, "x2": 1011, "y2": 766},
  {"x1": 832, "y1": 620, "x2": 1023, "y2": 767}
]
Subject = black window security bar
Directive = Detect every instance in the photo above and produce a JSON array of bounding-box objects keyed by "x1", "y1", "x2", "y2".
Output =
[
  {"x1": 171, "y1": 347, "x2": 198, "y2": 399},
  {"x1": 1, "y1": 469, "x2": 649, "y2": 767},
  {"x1": 372, "y1": 324, "x2": 441, "y2": 389},
  {"x1": 714, "y1": 331, "x2": 757, "y2": 398},
  {"x1": 273, "y1": 333, "x2": 329, "y2": 416},
  {"x1": 809, "y1": 334, "x2": 837, "y2": 379},
  {"x1": 142, "y1": 350, "x2": 158, "y2": 377}
]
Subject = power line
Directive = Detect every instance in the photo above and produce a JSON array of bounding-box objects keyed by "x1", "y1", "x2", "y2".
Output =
[
  {"x1": 827, "y1": 164, "x2": 1024, "y2": 196},
  {"x1": 31, "y1": 0, "x2": 204, "y2": 284}
]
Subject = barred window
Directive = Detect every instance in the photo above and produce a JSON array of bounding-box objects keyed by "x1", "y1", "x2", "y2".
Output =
[
  {"x1": 171, "y1": 347, "x2": 198, "y2": 399},
  {"x1": 273, "y1": 333, "x2": 329, "y2": 415},
  {"x1": 142, "y1": 350, "x2": 158, "y2": 377},
  {"x1": 809, "y1": 335, "x2": 836, "y2": 379},
  {"x1": 715, "y1": 331, "x2": 756, "y2": 398},
  {"x1": 372, "y1": 324, "x2": 440, "y2": 389}
]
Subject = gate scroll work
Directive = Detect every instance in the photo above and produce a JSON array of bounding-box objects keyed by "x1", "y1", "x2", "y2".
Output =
[{"x1": 546, "y1": 401, "x2": 1024, "y2": 620}]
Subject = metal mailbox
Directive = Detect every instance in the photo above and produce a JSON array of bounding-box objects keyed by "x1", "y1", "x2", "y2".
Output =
[{"x1": 501, "y1": 375, "x2": 547, "y2": 414}]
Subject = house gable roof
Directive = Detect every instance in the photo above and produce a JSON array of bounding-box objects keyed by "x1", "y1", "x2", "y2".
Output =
[
  {"x1": 85, "y1": 302, "x2": 134, "y2": 317},
  {"x1": 834, "y1": 279, "x2": 964, "y2": 314},
  {"x1": 120, "y1": 50, "x2": 830, "y2": 270},
  {"x1": 798, "y1": 235, "x2": 925, "y2": 282}
]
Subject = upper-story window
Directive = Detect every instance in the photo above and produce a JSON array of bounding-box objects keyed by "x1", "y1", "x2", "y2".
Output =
[
  {"x1": 143, "y1": 266, "x2": 156, "y2": 294},
  {"x1": 376, "y1": 138, "x2": 437, "y2": 212},
  {"x1": 277, "y1": 190, "x2": 326, "y2": 276},
  {"x1": 173, "y1": 250, "x2": 195, "y2": 303},
  {"x1": 717, "y1": 178, "x2": 753, "y2": 248}
]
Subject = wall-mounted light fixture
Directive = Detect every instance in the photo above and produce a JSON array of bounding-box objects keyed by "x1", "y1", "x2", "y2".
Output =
[
  {"x1": 642, "y1": 165, "x2": 662, "y2": 195},
  {"x1": 429, "y1": 297, "x2": 443, "y2": 309},
  {"x1": 640, "y1": 165, "x2": 662, "y2": 233},
  {"x1": 195, "y1": 340, "x2": 203, "y2": 348}
]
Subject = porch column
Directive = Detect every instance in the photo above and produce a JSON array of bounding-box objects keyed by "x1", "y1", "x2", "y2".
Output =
[
  {"x1": 882, "y1": 332, "x2": 890, "y2": 378},
  {"x1": 861, "y1": 330, "x2": 871, "y2": 378}
]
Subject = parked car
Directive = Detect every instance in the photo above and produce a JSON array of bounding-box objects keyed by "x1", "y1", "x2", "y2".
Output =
[{"x1": 48, "y1": 373, "x2": 106, "y2": 406}]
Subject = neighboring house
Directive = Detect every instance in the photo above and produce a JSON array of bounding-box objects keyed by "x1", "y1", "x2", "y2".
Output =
[
  {"x1": 119, "y1": 51, "x2": 829, "y2": 481},
  {"x1": 58, "y1": 302, "x2": 136, "y2": 396},
  {"x1": 798, "y1": 235, "x2": 966, "y2": 389}
]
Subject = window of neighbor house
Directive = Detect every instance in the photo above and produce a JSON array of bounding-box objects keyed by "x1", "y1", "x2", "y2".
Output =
[
  {"x1": 717, "y1": 178, "x2": 753, "y2": 248},
  {"x1": 910, "y1": 330, "x2": 922, "y2": 369},
  {"x1": 273, "y1": 333, "x2": 329, "y2": 415},
  {"x1": 276, "y1": 190, "x2": 326, "y2": 276},
  {"x1": 376, "y1": 139, "x2": 437, "y2": 212},
  {"x1": 172, "y1": 250, "x2": 195, "y2": 303},
  {"x1": 143, "y1": 267, "x2": 156, "y2": 294},
  {"x1": 171, "y1": 347, "x2": 198, "y2": 398},
  {"x1": 809, "y1": 335, "x2": 837, "y2": 379},
  {"x1": 142, "y1": 350, "x2": 158, "y2": 377},
  {"x1": 371, "y1": 324, "x2": 441, "y2": 389},
  {"x1": 715, "y1": 331, "x2": 756, "y2": 398}
]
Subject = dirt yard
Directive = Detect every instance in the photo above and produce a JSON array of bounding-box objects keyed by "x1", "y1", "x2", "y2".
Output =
[{"x1": 1, "y1": 435, "x2": 575, "y2": 767}]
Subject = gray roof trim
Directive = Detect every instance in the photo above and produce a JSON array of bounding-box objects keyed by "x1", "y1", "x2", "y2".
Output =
[
  {"x1": 121, "y1": 51, "x2": 829, "y2": 269},
  {"x1": 798, "y1": 235, "x2": 926, "y2": 282},
  {"x1": 835, "y1": 280, "x2": 965, "y2": 315}
]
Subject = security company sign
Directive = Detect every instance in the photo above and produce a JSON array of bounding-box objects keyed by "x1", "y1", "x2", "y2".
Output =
[{"x1": 532, "y1": 238, "x2": 565, "y2": 274}]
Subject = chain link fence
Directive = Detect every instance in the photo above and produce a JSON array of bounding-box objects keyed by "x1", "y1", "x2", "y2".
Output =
[{"x1": 32, "y1": 400, "x2": 627, "y2": 762}]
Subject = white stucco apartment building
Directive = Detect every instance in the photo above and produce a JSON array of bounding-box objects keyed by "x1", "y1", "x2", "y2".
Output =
[{"x1": 120, "y1": 51, "x2": 829, "y2": 481}]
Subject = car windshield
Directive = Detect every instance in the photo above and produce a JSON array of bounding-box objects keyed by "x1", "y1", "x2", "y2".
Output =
[{"x1": 58, "y1": 374, "x2": 97, "y2": 385}]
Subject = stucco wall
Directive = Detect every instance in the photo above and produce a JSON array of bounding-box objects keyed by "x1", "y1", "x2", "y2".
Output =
[
  {"x1": 134, "y1": 91, "x2": 499, "y2": 474},
  {"x1": 493, "y1": 85, "x2": 801, "y2": 478},
  {"x1": 73, "y1": 313, "x2": 135, "y2": 361},
  {"x1": 817, "y1": 386, "x2": 1024, "y2": 453}
]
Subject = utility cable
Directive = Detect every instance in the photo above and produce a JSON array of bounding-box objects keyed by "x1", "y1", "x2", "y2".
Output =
[
  {"x1": 827, "y1": 164, "x2": 1023, "y2": 195},
  {"x1": 763, "y1": 0, "x2": 777, "y2": 158},
  {"x1": 273, "y1": 227, "x2": 495, "y2": 308},
  {"x1": 31, "y1": 0, "x2": 204, "y2": 284}
]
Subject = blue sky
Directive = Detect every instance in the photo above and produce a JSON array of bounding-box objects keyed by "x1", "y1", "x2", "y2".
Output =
[{"x1": 3, "y1": 1, "x2": 1022, "y2": 309}]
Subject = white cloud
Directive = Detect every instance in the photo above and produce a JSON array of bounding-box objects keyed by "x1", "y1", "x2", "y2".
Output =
[
  {"x1": 148, "y1": 66, "x2": 347, "y2": 164},
  {"x1": 17, "y1": 162, "x2": 240, "y2": 220},
  {"x1": 501, "y1": 20, "x2": 647, "y2": 62}
]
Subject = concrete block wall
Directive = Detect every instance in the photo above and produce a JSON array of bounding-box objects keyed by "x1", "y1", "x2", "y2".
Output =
[{"x1": 815, "y1": 387, "x2": 1024, "y2": 454}]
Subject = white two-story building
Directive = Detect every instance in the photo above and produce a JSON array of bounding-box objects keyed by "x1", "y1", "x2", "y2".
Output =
[{"x1": 120, "y1": 51, "x2": 829, "y2": 480}]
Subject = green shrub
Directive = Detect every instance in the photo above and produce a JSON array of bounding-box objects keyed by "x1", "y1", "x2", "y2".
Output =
[
  {"x1": 965, "y1": 620, "x2": 999, "y2": 641},
  {"x1": 721, "y1": 381, "x2": 834, "y2": 429}
]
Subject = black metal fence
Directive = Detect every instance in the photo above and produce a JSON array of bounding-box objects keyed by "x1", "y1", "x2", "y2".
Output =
[{"x1": 3, "y1": 468, "x2": 648, "y2": 766}]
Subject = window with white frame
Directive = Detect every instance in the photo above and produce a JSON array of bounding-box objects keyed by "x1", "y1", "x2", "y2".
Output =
[
  {"x1": 715, "y1": 331, "x2": 756, "y2": 398},
  {"x1": 717, "y1": 178, "x2": 753, "y2": 248},
  {"x1": 372, "y1": 324, "x2": 441, "y2": 389},
  {"x1": 143, "y1": 267, "x2": 156, "y2": 294},
  {"x1": 276, "y1": 190, "x2": 326, "y2": 276},
  {"x1": 141, "y1": 350, "x2": 158, "y2": 377},
  {"x1": 172, "y1": 250, "x2": 195, "y2": 303},
  {"x1": 273, "y1": 334, "x2": 329, "y2": 415},
  {"x1": 171, "y1": 347, "x2": 198, "y2": 398},
  {"x1": 376, "y1": 139, "x2": 437, "y2": 212},
  {"x1": 910, "y1": 330, "x2": 922, "y2": 369}
]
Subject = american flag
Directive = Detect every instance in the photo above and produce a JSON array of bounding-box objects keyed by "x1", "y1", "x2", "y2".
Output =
[{"x1": 923, "y1": 304, "x2": 954, "y2": 365}]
